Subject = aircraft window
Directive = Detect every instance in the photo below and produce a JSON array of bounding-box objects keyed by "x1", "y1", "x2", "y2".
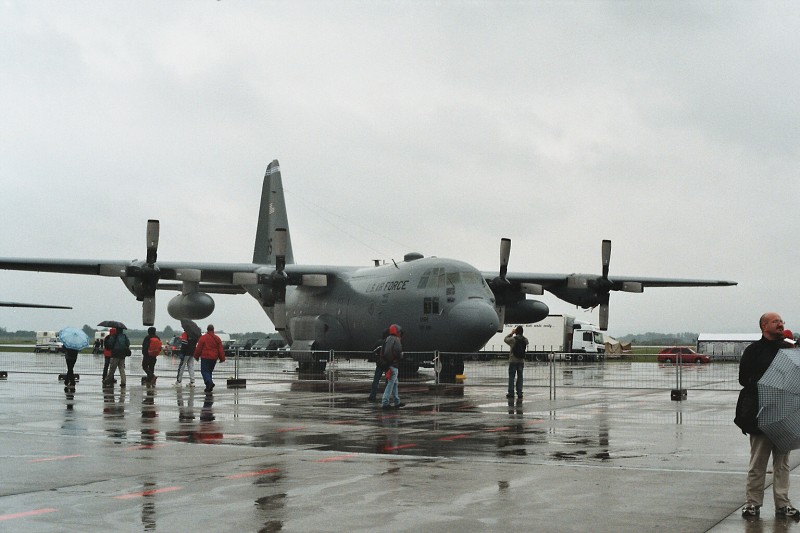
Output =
[
  {"x1": 460, "y1": 271, "x2": 483, "y2": 286},
  {"x1": 417, "y1": 269, "x2": 432, "y2": 289},
  {"x1": 424, "y1": 297, "x2": 440, "y2": 315},
  {"x1": 446, "y1": 272, "x2": 461, "y2": 286}
]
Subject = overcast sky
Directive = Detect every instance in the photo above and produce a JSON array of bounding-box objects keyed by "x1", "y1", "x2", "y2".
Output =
[{"x1": 1, "y1": 1, "x2": 798, "y2": 338}]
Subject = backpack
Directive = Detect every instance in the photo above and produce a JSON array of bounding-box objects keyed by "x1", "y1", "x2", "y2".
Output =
[
  {"x1": 512, "y1": 337, "x2": 526, "y2": 358},
  {"x1": 147, "y1": 337, "x2": 163, "y2": 357},
  {"x1": 110, "y1": 333, "x2": 131, "y2": 357}
]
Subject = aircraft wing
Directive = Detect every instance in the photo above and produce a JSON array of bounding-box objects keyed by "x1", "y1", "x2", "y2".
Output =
[
  {"x1": 0, "y1": 301, "x2": 71, "y2": 309},
  {"x1": 500, "y1": 272, "x2": 738, "y2": 291}
]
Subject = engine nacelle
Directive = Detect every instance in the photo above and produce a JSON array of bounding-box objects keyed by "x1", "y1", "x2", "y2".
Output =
[
  {"x1": 167, "y1": 292, "x2": 215, "y2": 320},
  {"x1": 503, "y1": 299, "x2": 549, "y2": 324}
]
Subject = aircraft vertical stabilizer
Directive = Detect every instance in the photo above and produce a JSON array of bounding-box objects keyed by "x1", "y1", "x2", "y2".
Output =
[{"x1": 253, "y1": 160, "x2": 294, "y2": 265}]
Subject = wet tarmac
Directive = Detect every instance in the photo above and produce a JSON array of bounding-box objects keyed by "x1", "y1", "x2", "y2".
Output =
[{"x1": 1, "y1": 367, "x2": 798, "y2": 532}]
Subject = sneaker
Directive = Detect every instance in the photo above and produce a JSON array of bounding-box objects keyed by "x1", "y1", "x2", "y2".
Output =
[
  {"x1": 776, "y1": 506, "x2": 799, "y2": 517},
  {"x1": 517, "y1": 394, "x2": 523, "y2": 399},
  {"x1": 506, "y1": 394, "x2": 513, "y2": 399},
  {"x1": 742, "y1": 504, "x2": 760, "y2": 517},
  {"x1": 189, "y1": 382, "x2": 195, "y2": 388},
  {"x1": 381, "y1": 404, "x2": 391, "y2": 409},
  {"x1": 394, "y1": 402, "x2": 406, "y2": 409},
  {"x1": 174, "y1": 382, "x2": 182, "y2": 387}
]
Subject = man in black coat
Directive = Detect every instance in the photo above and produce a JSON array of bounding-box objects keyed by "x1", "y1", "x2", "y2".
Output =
[{"x1": 739, "y1": 312, "x2": 798, "y2": 518}]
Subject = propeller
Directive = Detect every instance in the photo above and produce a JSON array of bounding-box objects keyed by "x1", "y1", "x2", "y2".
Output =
[
  {"x1": 598, "y1": 239, "x2": 612, "y2": 331},
  {"x1": 140, "y1": 219, "x2": 161, "y2": 326},
  {"x1": 270, "y1": 228, "x2": 289, "y2": 331},
  {"x1": 490, "y1": 238, "x2": 513, "y2": 331}
]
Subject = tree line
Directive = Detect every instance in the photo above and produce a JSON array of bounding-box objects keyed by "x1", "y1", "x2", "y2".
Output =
[{"x1": 0, "y1": 326, "x2": 271, "y2": 343}]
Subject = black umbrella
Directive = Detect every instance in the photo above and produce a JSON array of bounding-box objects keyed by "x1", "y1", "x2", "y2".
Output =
[
  {"x1": 97, "y1": 320, "x2": 127, "y2": 330},
  {"x1": 180, "y1": 319, "x2": 201, "y2": 338}
]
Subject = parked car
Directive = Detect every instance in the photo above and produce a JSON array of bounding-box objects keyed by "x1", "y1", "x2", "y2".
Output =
[
  {"x1": 162, "y1": 336, "x2": 182, "y2": 356},
  {"x1": 247, "y1": 336, "x2": 287, "y2": 357},
  {"x1": 224, "y1": 338, "x2": 257, "y2": 357},
  {"x1": 657, "y1": 347, "x2": 711, "y2": 364}
]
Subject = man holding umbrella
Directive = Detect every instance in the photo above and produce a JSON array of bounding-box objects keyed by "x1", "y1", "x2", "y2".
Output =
[
  {"x1": 738, "y1": 312, "x2": 799, "y2": 518},
  {"x1": 57, "y1": 327, "x2": 89, "y2": 392}
]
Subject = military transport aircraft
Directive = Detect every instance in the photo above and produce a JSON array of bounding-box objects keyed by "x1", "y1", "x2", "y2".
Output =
[{"x1": 0, "y1": 160, "x2": 735, "y2": 376}]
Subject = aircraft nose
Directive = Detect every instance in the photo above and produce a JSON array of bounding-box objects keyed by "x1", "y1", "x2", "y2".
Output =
[{"x1": 448, "y1": 299, "x2": 501, "y2": 351}]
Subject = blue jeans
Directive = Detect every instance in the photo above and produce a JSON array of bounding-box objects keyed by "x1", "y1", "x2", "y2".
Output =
[
  {"x1": 200, "y1": 358, "x2": 217, "y2": 389},
  {"x1": 508, "y1": 362, "x2": 523, "y2": 397},
  {"x1": 382, "y1": 366, "x2": 400, "y2": 406},
  {"x1": 369, "y1": 364, "x2": 383, "y2": 400}
]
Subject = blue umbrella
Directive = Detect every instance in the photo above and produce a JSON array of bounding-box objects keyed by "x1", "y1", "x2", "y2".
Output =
[{"x1": 57, "y1": 327, "x2": 90, "y2": 351}]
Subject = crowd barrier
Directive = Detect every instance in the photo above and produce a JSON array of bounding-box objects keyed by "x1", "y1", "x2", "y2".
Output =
[{"x1": 0, "y1": 350, "x2": 740, "y2": 393}]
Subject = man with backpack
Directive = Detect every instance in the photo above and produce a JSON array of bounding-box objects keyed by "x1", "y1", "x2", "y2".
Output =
[
  {"x1": 141, "y1": 326, "x2": 162, "y2": 385},
  {"x1": 504, "y1": 325, "x2": 528, "y2": 400},
  {"x1": 103, "y1": 327, "x2": 131, "y2": 388}
]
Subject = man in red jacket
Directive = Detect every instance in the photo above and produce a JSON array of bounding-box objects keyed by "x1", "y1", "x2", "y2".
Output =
[{"x1": 194, "y1": 324, "x2": 225, "y2": 393}]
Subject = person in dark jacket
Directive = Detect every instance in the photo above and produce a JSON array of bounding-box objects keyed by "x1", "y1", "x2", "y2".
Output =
[
  {"x1": 103, "y1": 327, "x2": 130, "y2": 388},
  {"x1": 504, "y1": 326, "x2": 528, "y2": 400},
  {"x1": 63, "y1": 347, "x2": 79, "y2": 391},
  {"x1": 368, "y1": 329, "x2": 390, "y2": 402},
  {"x1": 381, "y1": 324, "x2": 405, "y2": 409},
  {"x1": 141, "y1": 327, "x2": 160, "y2": 385},
  {"x1": 739, "y1": 312, "x2": 798, "y2": 518}
]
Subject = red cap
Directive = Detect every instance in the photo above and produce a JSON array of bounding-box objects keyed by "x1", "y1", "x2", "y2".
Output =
[{"x1": 785, "y1": 330, "x2": 794, "y2": 339}]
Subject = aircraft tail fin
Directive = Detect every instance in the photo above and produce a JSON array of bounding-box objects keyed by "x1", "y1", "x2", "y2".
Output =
[{"x1": 253, "y1": 160, "x2": 294, "y2": 265}]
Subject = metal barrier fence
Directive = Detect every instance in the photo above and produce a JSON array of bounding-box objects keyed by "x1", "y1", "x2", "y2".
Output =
[{"x1": 0, "y1": 350, "x2": 740, "y2": 393}]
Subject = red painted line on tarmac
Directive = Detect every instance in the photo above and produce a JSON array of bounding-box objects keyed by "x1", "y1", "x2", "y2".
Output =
[
  {"x1": 226, "y1": 468, "x2": 280, "y2": 479},
  {"x1": 27, "y1": 454, "x2": 83, "y2": 463},
  {"x1": 276, "y1": 426, "x2": 305, "y2": 433},
  {"x1": 114, "y1": 486, "x2": 182, "y2": 499},
  {"x1": 438, "y1": 434, "x2": 470, "y2": 441},
  {"x1": 316, "y1": 454, "x2": 356, "y2": 463},
  {"x1": 0, "y1": 508, "x2": 58, "y2": 521},
  {"x1": 384, "y1": 443, "x2": 417, "y2": 452},
  {"x1": 485, "y1": 426, "x2": 512, "y2": 433}
]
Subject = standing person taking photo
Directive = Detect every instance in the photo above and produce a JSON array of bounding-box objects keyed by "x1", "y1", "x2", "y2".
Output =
[{"x1": 504, "y1": 326, "x2": 528, "y2": 400}]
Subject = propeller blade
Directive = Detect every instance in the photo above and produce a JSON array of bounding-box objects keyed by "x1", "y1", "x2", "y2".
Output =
[
  {"x1": 495, "y1": 305, "x2": 505, "y2": 332},
  {"x1": 601, "y1": 239, "x2": 611, "y2": 280},
  {"x1": 273, "y1": 301, "x2": 287, "y2": 330},
  {"x1": 599, "y1": 302, "x2": 609, "y2": 331},
  {"x1": 499, "y1": 238, "x2": 511, "y2": 278},
  {"x1": 146, "y1": 219, "x2": 160, "y2": 265},
  {"x1": 143, "y1": 296, "x2": 156, "y2": 326}
]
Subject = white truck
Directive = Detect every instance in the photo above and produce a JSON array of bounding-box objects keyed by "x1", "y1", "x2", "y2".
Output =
[
  {"x1": 34, "y1": 331, "x2": 63, "y2": 353},
  {"x1": 484, "y1": 315, "x2": 606, "y2": 362}
]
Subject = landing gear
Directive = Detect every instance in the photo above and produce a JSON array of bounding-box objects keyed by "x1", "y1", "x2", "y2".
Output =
[
  {"x1": 438, "y1": 355, "x2": 465, "y2": 383},
  {"x1": 298, "y1": 361, "x2": 327, "y2": 374}
]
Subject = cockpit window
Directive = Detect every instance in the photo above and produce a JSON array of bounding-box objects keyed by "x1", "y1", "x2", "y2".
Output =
[{"x1": 418, "y1": 268, "x2": 485, "y2": 289}]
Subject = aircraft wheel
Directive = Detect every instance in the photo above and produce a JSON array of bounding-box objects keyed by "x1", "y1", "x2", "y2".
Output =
[
  {"x1": 575, "y1": 353, "x2": 585, "y2": 362},
  {"x1": 439, "y1": 355, "x2": 464, "y2": 383}
]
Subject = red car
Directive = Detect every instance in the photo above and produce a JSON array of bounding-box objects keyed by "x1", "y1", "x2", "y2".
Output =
[{"x1": 657, "y1": 347, "x2": 711, "y2": 364}]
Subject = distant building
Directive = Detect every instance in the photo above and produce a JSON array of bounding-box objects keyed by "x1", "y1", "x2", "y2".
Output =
[{"x1": 697, "y1": 333, "x2": 760, "y2": 360}]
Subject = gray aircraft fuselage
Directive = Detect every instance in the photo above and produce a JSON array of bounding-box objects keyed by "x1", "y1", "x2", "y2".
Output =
[{"x1": 249, "y1": 255, "x2": 500, "y2": 353}]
